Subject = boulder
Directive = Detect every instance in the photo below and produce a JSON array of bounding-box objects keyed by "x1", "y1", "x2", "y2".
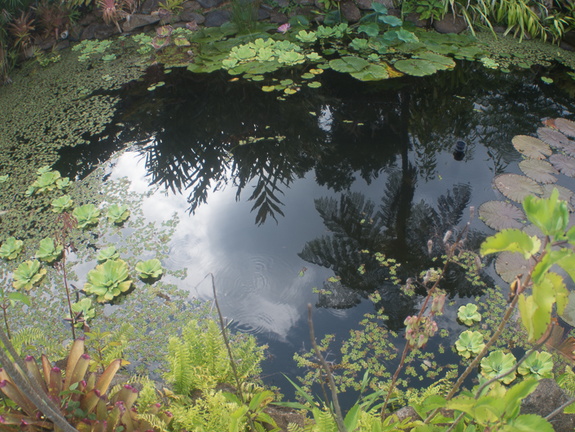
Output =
[
  {"x1": 122, "y1": 13, "x2": 162, "y2": 32},
  {"x1": 179, "y1": 9, "x2": 205, "y2": 23},
  {"x1": 356, "y1": 0, "x2": 394, "y2": 9},
  {"x1": 521, "y1": 379, "x2": 575, "y2": 432},
  {"x1": 404, "y1": 12, "x2": 430, "y2": 28},
  {"x1": 268, "y1": 10, "x2": 288, "y2": 23},
  {"x1": 182, "y1": 0, "x2": 202, "y2": 10},
  {"x1": 432, "y1": 13, "x2": 467, "y2": 34},
  {"x1": 140, "y1": 0, "x2": 161, "y2": 13},
  {"x1": 80, "y1": 22, "x2": 121, "y2": 40},
  {"x1": 204, "y1": 9, "x2": 231, "y2": 26},
  {"x1": 341, "y1": 0, "x2": 361, "y2": 22},
  {"x1": 197, "y1": 0, "x2": 225, "y2": 8}
]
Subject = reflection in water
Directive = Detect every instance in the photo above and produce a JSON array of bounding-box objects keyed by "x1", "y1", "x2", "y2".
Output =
[{"x1": 58, "y1": 65, "x2": 575, "y2": 344}]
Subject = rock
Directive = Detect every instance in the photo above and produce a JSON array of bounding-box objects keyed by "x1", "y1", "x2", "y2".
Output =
[
  {"x1": 204, "y1": 9, "x2": 231, "y2": 26},
  {"x1": 357, "y1": 0, "x2": 394, "y2": 9},
  {"x1": 268, "y1": 10, "x2": 288, "y2": 23},
  {"x1": 257, "y1": 7, "x2": 270, "y2": 20},
  {"x1": 432, "y1": 13, "x2": 467, "y2": 34},
  {"x1": 140, "y1": 0, "x2": 161, "y2": 13},
  {"x1": 122, "y1": 13, "x2": 162, "y2": 32},
  {"x1": 404, "y1": 12, "x2": 430, "y2": 28},
  {"x1": 78, "y1": 12, "x2": 100, "y2": 26},
  {"x1": 522, "y1": 379, "x2": 575, "y2": 432},
  {"x1": 80, "y1": 22, "x2": 121, "y2": 40},
  {"x1": 182, "y1": 0, "x2": 202, "y2": 10},
  {"x1": 197, "y1": 0, "x2": 225, "y2": 8},
  {"x1": 395, "y1": 406, "x2": 421, "y2": 422},
  {"x1": 179, "y1": 10, "x2": 205, "y2": 23},
  {"x1": 341, "y1": 0, "x2": 361, "y2": 22}
]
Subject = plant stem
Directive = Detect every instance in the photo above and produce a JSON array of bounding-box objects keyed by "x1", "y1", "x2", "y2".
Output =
[
  {"x1": 61, "y1": 249, "x2": 76, "y2": 340},
  {"x1": 307, "y1": 304, "x2": 348, "y2": 432},
  {"x1": 545, "y1": 396, "x2": 575, "y2": 421}
]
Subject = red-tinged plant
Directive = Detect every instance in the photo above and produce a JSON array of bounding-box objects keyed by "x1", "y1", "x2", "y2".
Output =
[
  {"x1": 0, "y1": 338, "x2": 172, "y2": 431},
  {"x1": 99, "y1": 0, "x2": 127, "y2": 32},
  {"x1": 34, "y1": 1, "x2": 70, "y2": 40},
  {"x1": 8, "y1": 11, "x2": 35, "y2": 51}
]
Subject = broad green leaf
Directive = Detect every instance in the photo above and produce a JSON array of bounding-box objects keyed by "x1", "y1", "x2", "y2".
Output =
[
  {"x1": 502, "y1": 379, "x2": 539, "y2": 420},
  {"x1": 344, "y1": 404, "x2": 360, "y2": 431},
  {"x1": 73, "y1": 204, "x2": 101, "y2": 229},
  {"x1": 0, "y1": 237, "x2": 23, "y2": 260},
  {"x1": 531, "y1": 249, "x2": 570, "y2": 284},
  {"x1": 503, "y1": 414, "x2": 554, "y2": 432},
  {"x1": 13, "y1": 260, "x2": 47, "y2": 291},
  {"x1": 517, "y1": 352, "x2": 553, "y2": 380},
  {"x1": 329, "y1": 56, "x2": 370, "y2": 73},
  {"x1": 7, "y1": 292, "x2": 31, "y2": 306},
  {"x1": 518, "y1": 294, "x2": 538, "y2": 340},
  {"x1": 51, "y1": 195, "x2": 74, "y2": 213},
  {"x1": 379, "y1": 14, "x2": 403, "y2": 26},
  {"x1": 106, "y1": 204, "x2": 130, "y2": 225},
  {"x1": 556, "y1": 253, "x2": 575, "y2": 285},
  {"x1": 35, "y1": 237, "x2": 63, "y2": 263},
  {"x1": 523, "y1": 189, "x2": 569, "y2": 237},
  {"x1": 480, "y1": 350, "x2": 517, "y2": 384},
  {"x1": 135, "y1": 259, "x2": 163, "y2": 281},
  {"x1": 393, "y1": 58, "x2": 437, "y2": 76},
  {"x1": 480, "y1": 229, "x2": 540, "y2": 259},
  {"x1": 358, "y1": 23, "x2": 380, "y2": 37}
]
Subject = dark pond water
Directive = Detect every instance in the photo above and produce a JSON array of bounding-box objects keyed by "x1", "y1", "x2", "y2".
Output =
[{"x1": 55, "y1": 62, "x2": 575, "y2": 396}]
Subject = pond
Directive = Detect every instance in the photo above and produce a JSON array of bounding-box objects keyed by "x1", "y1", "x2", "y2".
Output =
[{"x1": 41, "y1": 60, "x2": 575, "y2": 398}]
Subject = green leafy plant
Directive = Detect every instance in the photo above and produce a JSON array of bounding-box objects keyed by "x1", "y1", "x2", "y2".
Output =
[
  {"x1": 51, "y1": 195, "x2": 74, "y2": 213},
  {"x1": 135, "y1": 258, "x2": 163, "y2": 281},
  {"x1": 70, "y1": 298, "x2": 96, "y2": 328},
  {"x1": 83, "y1": 259, "x2": 132, "y2": 302},
  {"x1": 96, "y1": 245, "x2": 120, "y2": 263},
  {"x1": 480, "y1": 350, "x2": 517, "y2": 384},
  {"x1": 455, "y1": 330, "x2": 485, "y2": 359},
  {"x1": 12, "y1": 260, "x2": 46, "y2": 291},
  {"x1": 34, "y1": 237, "x2": 63, "y2": 263},
  {"x1": 518, "y1": 351, "x2": 553, "y2": 379},
  {"x1": 106, "y1": 203, "x2": 130, "y2": 225},
  {"x1": 0, "y1": 237, "x2": 23, "y2": 260},
  {"x1": 457, "y1": 303, "x2": 482, "y2": 326},
  {"x1": 73, "y1": 204, "x2": 101, "y2": 229},
  {"x1": 25, "y1": 168, "x2": 68, "y2": 196}
]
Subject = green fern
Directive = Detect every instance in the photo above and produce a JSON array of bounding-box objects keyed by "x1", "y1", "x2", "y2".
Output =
[
  {"x1": 85, "y1": 323, "x2": 134, "y2": 371},
  {"x1": 165, "y1": 319, "x2": 265, "y2": 395},
  {"x1": 5, "y1": 327, "x2": 64, "y2": 358}
]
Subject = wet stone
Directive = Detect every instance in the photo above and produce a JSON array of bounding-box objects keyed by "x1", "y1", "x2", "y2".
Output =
[
  {"x1": 204, "y1": 9, "x2": 231, "y2": 26},
  {"x1": 433, "y1": 12, "x2": 468, "y2": 34},
  {"x1": 197, "y1": 0, "x2": 225, "y2": 8},
  {"x1": 341, "y1": 0, "x2": 361, "y2": 22},
  {"x1": 122, "y1": 13, "x2": 162, "y2": 32},
  {"x1": 140, "y1": 0, "x2": 161, "y2": 13},
  {"x1": 179, "y1": 10, "x2": 205, "y2": 23}
]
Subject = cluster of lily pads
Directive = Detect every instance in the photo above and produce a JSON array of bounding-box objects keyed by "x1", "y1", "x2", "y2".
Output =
[{"x1": 0, "y1": 166, "x2": 165, "y2": 329}]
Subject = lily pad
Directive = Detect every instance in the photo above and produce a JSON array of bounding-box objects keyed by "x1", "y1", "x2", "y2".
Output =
[
  {"x1": 537, "y1": 126, "x2": 571, "y2": 151},
  {"x1": 555, "y1": 118, "x2": 575, "y2": 138},
  {"x1": 495, "y1": 251, "x2": 535, "y2": 284},
  {"x1": 329, "y1": 56, "x2": 371, "y2": 73},
  {"x1": 540, "y1": 184, "x2": 574, "y2": 206},
  {"x1": 350, "y1": 63, "x2": 389, "y2": 81},
  {"x1": 518, "y1": 159, "x2": 558, "y2": 184},
  {"x1": 549, "y1": 154, "x2": 575, "y2": 177},
  {"x1": 512, "y1": 135, "x2": 552, "y2": 159},
  {"x1": 478, "y1": 200, "x2": 525, "y2": 230},
  {"x1": 493, "y1": 174, "x2": 543, "y2": 202},
  {"x1": 393, "y1": 58, "x2": 437, "y2": 77},
  {"x1": 415, "y1": 52, "x2": 455, "y2": 70}
]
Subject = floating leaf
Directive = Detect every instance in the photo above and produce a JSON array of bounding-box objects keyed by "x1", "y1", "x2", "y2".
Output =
[
  {"x1": 493, "y1": 174, "x2": 542, "y2": 202},
  {"x1": 495, "y1": 251, "x2": 535, "y2": 283},
  {"x1": 550, "y1": 154, "x2": 575, "y2": 177},
  {"x1": 478, "y1": 200, "x2": 525, "y2": 230},
  {"x1": 512, "y1": 135, "x2": 552, "y2": 159},
  {"x1": 541, "y1": 184, "x2": 573, "y2": 207},
  {"x1": 106, "y1": 204, "x2": 130, "y2": 225},
  {"x1": 52, "y1": 195, "x2": 74, "y2": 213},
  {"x1": 308, "y1": 81, "x2": 322, "y2": 88},
  {"x1": 517, "y1": 351, "x2": 553, "y2": 379},
  {"x1": 555, "y1": 118, "x2": 575, "y2": 138},
  {"x1": 329, "y1": 56, "x2": 370, "y2": 73},
  {"x1": 393, "y1": 58, "x2": 437, "y2": 77},
  {"x1": 97, "y1": 246, "x2": 120, "y2": 263},
  {"x1": 480, "y1": 228, "x2": 540, "y2": 259},
  {"x1": 519, "y1": 159, "x2": 558, "y2": 184},
  {"x1": 35, "y1": 237, "x2": 63, "y2": 263},
  {"x1": 537, "y1": 126, "x2": 572, "y2": 151},
  {"x1": 73, "y1": 204, "x2": 100, "y2": 229},
  {"x1": 0, "y1": 237, "x2": 23, "y2": 260},
  {"x1": 480, "y1": 350, "x2": 517, "y2": 384},
  {"x1": 415, "y1": 52, "x2": 455, "y2": 70},
  {"x1": 457, "y1": 304, "x2": 482, "y2": 326},
  {"x1": 84, "y1": 259, "x2": 132, "y2": 303},
  {"x1": 136, "y1": 259, "x2": 164, "y2": 281},
  {"x1": 350, "y1": 63, "x2": 389, "y2": 81},
  {"x1": 13, "y1": 260, "x2": 46, "y2": 291}
]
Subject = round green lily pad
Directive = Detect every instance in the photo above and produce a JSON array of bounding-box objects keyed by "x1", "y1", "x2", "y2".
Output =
[
  {"x1": 478, "y1": 200, "x2": 525, "y2": 230},
  {"x1": 493, "y1": 174, "x2": 543, "y2": 202},
  {"x1": 518, "y1": 159, "x2": 558, "y2": 184},
  {"x1": 550, "y1": 154, "x2": 575, "y2": 177},
  {"x1": 329, "y1": 56, "x2": 370, "y2": 73},
  {"x1": 512, "y1": 135, "x2": 552, "y2": 159},
  {"x1": 393, "y1": 58, "x2": 437, "y2": 77}
]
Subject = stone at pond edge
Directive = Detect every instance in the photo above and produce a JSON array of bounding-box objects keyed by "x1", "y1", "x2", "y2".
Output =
[
  {"x1": 341, "y1": 0, "x2": 362, "y2": 23},
  {"x1": 179, "y1": 10, "x2": 206, "y2": 24},
  {"x1": 122, "y1": 13, "x2": 162, "y2": 32},
  {"x1": 204, "y1": 10, "x2": 231, "y2": 27},
  {"x1": 80, "y1": 22, "x2": 122, "y2": 40},
  {"x1": 521, "y1": 379, "x2": 575, "y2": 432},
  {"x1": 356, "y1": 0, "x2": 395, "y2": 9},
  {"x1": 433, "y1": 13, "x2": 468, "y2": 34},
  {"x1": 140, "y1": 0, "x2": 161, "y2": 14},
  {"x1": 197, "y1": 0, "x2": 225, "y2": 8}
]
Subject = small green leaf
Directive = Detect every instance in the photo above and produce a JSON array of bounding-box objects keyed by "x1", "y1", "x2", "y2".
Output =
[
  {"x1": 136, "y1": 259, "x2": 163, "y2": 281},
  {"x1": 97, "y1": 246, "x2": 120, "y2": 263},
  {"x1": 523, "y1": 188, "x2": 569, "y2": 238},
  {"x1": 480, "y1": 229, "x2": 541, "y2": 259},
  {"x1": 7, "y1": 292, "x2": 31, "y2": 306}
]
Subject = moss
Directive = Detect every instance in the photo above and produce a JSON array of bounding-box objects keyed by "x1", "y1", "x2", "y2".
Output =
[{"x1": 0, "y1": 43, "x2": 145, "y2": 241}]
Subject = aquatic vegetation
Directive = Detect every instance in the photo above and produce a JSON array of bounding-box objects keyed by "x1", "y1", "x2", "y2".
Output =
[
  {"x1": 34, "y1": 237, "x2": 63, "y2": 263},
  {"x1": 96, "y1": 245, "x2": 120, "y2": 263},
  {"x1": 83, "y1": 259, "x2": 132, "y2": 302},
  {"x1": 518, "y1": 351, "x2": 553, "y2": 379},
  {"x1": 479, "y1": 350, "x2": 517, "y2": 384},
  {"x1": 25, "y1": 169, "x2": 67, "y2": 196},
  {"x1": 135, "y1": 258, "x2": 163, "y2": 281},
  {"x1": 106, "y1": 203, "x2": 130, "y2": 225},
  {"x1": 73, "y1": 204, "x2": 101, "y2": 229},
  {"x1": 457, "y1": 303, "x2": 482, "y2": 326},
  {"x1": 70, "y1": 297, "x2": 96, "y2": 327},
  {"x1": 0, "y1": 237, "x2": 23, "y2": 260},
  {"x1": 455, "y1": 330, "x2": 485, "y2": 359},
  {"x1": 12, "y1": 260, "x2": 46, "y2": 291},
  {"x1": 51, "y1": 195, "x2": 74, "y2": 213}
]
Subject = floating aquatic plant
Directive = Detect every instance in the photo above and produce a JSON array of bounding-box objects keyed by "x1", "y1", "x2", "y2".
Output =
[
  {"x1": 495, "y1": 251, "x2": 535, "y2": 284},
  {"x1": 73, "y1": 204, "x2": 101, "y2": 229},
  {"x1": 512, "y1": 135, "x2": 552, "y2": 159},
  {"x1": 34, "y1": 237, "x2": 63, "y2": 263},
  {"x1": 478, "y1": 201, "x2": 525, "y2": 231},
  {"x1": 457, "y1": 303, "x2": 482, "y2": 326},
  {"x1": 0, "y1": 237, "x2": 24, "y2": 260},
  {"x1": 106, "y1": 204, "x2": 130, "y2": 225},
  {"x1": 518, "y1": 351, "x2": 553, "y2": 379},
  {"x1": 25, "y1": 170, "x2": 62, "y2": 196},
  {"x1": 97, "y1": 246, "x2": 120, "y2": 263},
  {"x1": 455, "y1": 330, "x2": 485, "y2": 359},
  {"x1": 549, "y1": 154, "x2": 575, "y2": 177},
  {"x1": 519, "y1": 159, "x2": 558, "y2": 184},
  {"x1": 84, "y1": 259, "x2": 132, "y2": 303},
  {"x1": 555, "y1": 118, "x2": 575, "y2": 138},
  {"x1": 480, "y1": 350, "x2": 517, "y2": 384},
  {"x1": 51, "y1": 195, "x2": 74, "y2": 213},
  {"x1": 136, "y1": 259, "x2": 164, "y2": 281},
  {"x1": 12, "y1": 260, "x2": 47, "y2": 291},
  {"x1": 537, "y1": 126, "x2": 572, "y2": 151},
  {"x1": 493, "y1": 174, "x2": 543, "y2": 203},
  {"x1": 71, "y1": 297, "x2": 96, "y2": 326}
]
